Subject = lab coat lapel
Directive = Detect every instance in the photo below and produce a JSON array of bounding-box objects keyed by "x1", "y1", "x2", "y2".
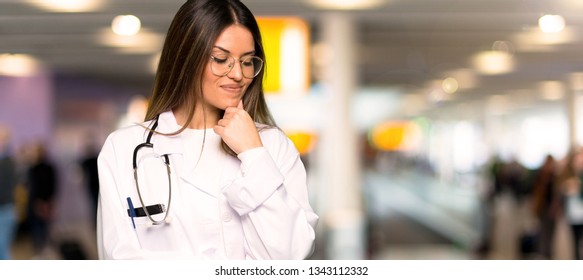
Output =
[
  {"x1": 180, "y1": 158, "x2": 220, "y2": 198},
  {"x1": 181, "y1": 145, "x2": 235, "y2": 198}
]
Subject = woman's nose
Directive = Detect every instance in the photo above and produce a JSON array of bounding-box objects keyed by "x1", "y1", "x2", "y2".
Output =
[{"x1": 227, "y1": 61, "x2": 243, "y2": 81}]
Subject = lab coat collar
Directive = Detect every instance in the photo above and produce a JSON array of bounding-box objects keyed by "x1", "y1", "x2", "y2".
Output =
[{"x1": 150, "y1": 111, "x2": 183, "y2": 156}]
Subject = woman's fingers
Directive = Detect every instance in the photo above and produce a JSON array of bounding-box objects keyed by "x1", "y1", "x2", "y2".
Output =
[{"x1": 213, "y1": 100, "x2": 263, "y2": 154}]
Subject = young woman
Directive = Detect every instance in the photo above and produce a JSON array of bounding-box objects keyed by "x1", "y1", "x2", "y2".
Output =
[{"x1": 97, "y1": 0, "x2": 318, "y2": 259}]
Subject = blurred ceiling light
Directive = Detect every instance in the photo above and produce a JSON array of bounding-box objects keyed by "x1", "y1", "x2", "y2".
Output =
[
  {"x1": 112, "y1": 15, "x2": 142, "y2": 36},
  {"x1": 538, "y1": 80, "x2": 565, "y2": 100},
  {"x1": 0, "y1": 54, "x2": 42, "y2": 77},
  {"x1": 306, "y1": 0, "x2": 386, "y2": 10},
  {"x1": 472, "y1": 51, "x2": 514, "y2": 75},
  {"x1": 25, "y1": 0, "x2": 102, "y2": 12},
  {"x1": 538, "y1": 14, "x2": 566, "y2": 33},
  {"x1": 442, "y1": 77, "x2": 459, "y2": 94}
]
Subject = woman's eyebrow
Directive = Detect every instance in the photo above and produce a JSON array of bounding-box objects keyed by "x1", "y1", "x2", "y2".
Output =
[{"x1": 213, "y1": 46, "x2": 255, "y2": 56}]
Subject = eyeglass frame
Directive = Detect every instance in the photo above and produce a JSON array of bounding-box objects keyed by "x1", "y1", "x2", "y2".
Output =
[{"x1": 209, "y1": 53, "x2": 264, "y2": 79}]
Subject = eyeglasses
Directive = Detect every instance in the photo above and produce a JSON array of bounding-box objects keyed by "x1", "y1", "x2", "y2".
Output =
[{"x1": 209, "y1": 54, "x2": 263, "y2": 79}]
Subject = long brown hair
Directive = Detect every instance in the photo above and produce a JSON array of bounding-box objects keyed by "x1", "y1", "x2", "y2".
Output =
[{"x1": 145, "y1": 0, "x2": 276, "y2": 156}]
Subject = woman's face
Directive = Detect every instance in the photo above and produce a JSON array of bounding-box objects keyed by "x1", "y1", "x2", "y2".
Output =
[{"x1": 201, "y1": 24, "x2": 256, "y2": 113}]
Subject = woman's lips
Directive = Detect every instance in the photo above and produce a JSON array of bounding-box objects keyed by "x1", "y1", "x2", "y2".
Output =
[{"x1": 221, "y1": 84, "x2": 243, "y2": 93}]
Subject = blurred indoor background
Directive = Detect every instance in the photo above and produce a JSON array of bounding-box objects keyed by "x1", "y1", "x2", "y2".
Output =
[{"x1": 2, "y1": 0, "x2": 583, "y2": 260}]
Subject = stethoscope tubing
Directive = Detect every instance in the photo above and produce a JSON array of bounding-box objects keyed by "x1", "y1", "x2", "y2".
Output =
[{"x1": 131, "y1": 115, "x2": 172, "y2": 225}]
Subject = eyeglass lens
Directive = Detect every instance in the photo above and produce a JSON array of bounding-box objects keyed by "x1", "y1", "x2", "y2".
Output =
[{"x1": 210, "y1": 54, "x2": 263, "y2": 78}]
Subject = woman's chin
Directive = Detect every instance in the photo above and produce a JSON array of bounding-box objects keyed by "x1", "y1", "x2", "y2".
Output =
[{"x1": 224, "y1": 100, "x2": 240, "y2": 109}]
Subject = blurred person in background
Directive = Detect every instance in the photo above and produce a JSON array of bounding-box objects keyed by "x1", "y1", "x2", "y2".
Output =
[
  {"x1": 26, "y1": 141, "x2": 58, "y2": 257},
  {"x1": 474, "y1": 155, "x2": 504, "y2": 257},
  {"x1": 79, "y1": 137, "x2": 100, "y2": 227},
  {"x1": 559, "y1": 148, "x2": 583, "y2": 260},
  {"x1": 0, "y1": 124, "x2": 18, "y2": 259},
  {"x1": 97, "y1": 0, "x2": 318, "y2": 259},
  {"x1": 503, "y1": 158, "x2": 529, "y2": 203},
  {"x1": 530, "y1": 154, "x2": 560, "y2": 259}
]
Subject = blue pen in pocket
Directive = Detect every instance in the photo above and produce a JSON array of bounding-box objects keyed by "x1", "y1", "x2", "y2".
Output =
[{"x1": 127, "y1": 197, "x2": 136, "y2": 229}]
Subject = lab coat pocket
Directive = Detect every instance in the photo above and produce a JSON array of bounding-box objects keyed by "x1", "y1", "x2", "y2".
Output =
[{"x1": 133, "y1": 214, "x2": 183, "y2": 251}]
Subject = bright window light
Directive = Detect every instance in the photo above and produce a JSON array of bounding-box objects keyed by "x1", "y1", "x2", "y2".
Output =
[
  {"x1": 280, "y1": 20, "x2": 309, "y2": 95},
  {"x1": 453, "y1": 121, "x2": 477, "y2": 173}
]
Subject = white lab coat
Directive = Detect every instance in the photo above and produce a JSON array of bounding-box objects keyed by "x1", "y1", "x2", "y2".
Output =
[{"x1": 96, "y1": 111, "x2": 318, "y2": 259}]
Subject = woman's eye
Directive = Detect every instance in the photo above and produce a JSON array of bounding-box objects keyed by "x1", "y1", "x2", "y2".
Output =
[{"x1": 213, "y1": 57, "x2": 228, "y2": 64}]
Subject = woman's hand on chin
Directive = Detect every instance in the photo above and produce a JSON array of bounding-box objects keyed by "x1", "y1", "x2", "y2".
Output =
[{"x1": 214, "y1": 100, "x2": 263, "y2": 154}]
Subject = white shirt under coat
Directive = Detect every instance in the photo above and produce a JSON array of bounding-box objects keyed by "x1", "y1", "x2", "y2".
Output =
[{"x1": 96, "y1": 110, "x2": 318, "y2": 259}]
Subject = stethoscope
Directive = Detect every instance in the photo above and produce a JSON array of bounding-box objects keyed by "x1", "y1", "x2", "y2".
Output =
[{"x1": 132, "y1": 116, "x2": 172, "y2": 225}]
